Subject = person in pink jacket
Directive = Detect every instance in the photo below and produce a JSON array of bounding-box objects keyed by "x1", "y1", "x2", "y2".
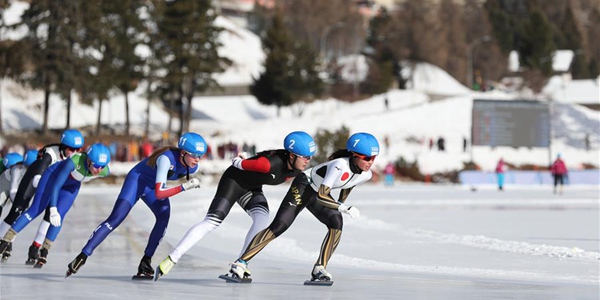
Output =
[
  {"x1": 550, "y1": 154, "x2": 568, "y2": 195},
  {"x1": 495, "y1": 158, "x2": 506, "y2": 191}
]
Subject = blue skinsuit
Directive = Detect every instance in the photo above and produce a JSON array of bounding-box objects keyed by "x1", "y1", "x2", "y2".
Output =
[
  {"x1": 11, "y1": 153, "x2": 109, "y2": 242},
  {"x1": 82, "y1": 149, "x2": 197, "y2": 258}
]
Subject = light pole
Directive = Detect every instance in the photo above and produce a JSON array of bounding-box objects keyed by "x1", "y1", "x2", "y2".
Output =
[
  {"x1": 320, "y1": 22, "x2": 345, "y2": 61},
  {"x1": 467, "y1": 35, "x2": 491, "y2": 90}
]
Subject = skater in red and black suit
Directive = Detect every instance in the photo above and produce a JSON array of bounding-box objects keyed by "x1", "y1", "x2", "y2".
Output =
[{"x1": 155, "y1": 131, "x2": 316, "y2": 279}]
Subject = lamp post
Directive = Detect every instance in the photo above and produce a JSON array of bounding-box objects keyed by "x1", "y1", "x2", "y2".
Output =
[
  {"x1": 320, "y1": 22, "x2": 345, "y2": 61},
  {"x1": 467, "y1": 35, "x2": 491, "y2": 90}
]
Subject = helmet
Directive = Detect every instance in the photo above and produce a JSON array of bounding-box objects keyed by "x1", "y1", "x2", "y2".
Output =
[
  {"x1": 87, "y1": 143, "x2": 111, "y2": 168},
  {"x1": 284, "y1": 131, "x2": 316, "y2": 157},
  {"x1": 346, "y1": 132, "x2": 379, "y2": 156},
  {"x1": 61, "y1": 129, "x2": 84, "y2": 149},
  {"x1": 23, "y1": 149, "x2": 39, "y2": 167},
  {"x1": 178, "y1": 132, "x2": 207, "y2": 158},
  {"x1": 2, "y1": 152, "x2": 24, "y2": 169}
]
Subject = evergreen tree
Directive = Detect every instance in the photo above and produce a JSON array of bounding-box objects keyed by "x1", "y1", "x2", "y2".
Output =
[
  {"x1": 11, "y1": 0, "x2": 91, "y2": 134},
  {"x1": 519, "y1": 9, "x2": 555, "y2": 76},
  {"x1": 251, "y1": 11, "x2": 323, "y2": 116},
  {"x1": 150, "y1": 0, "x2": 229, "y2": 136}
]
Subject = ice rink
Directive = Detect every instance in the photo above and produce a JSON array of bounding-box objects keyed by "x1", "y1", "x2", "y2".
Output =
[{"x1": 1, "y1": 184, "x2": 598, "y2": 299}]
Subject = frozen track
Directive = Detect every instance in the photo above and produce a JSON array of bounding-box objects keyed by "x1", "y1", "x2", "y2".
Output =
[{"x1": 1, "y1": 184, "x2": 598, "y2": 299}]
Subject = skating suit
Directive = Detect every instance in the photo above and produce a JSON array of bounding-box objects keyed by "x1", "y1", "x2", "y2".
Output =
[
  {"x1": 10, "y1": 153, "x2": 109, "y2": 242},
  {"x1": 82, "y1": 149, "x2": 197, "y2": 257}
]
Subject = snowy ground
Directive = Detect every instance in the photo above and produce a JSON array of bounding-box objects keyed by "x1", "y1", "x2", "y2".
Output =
[{"x1": 0, "y1": 184, "x2": 598, "y2": 299}]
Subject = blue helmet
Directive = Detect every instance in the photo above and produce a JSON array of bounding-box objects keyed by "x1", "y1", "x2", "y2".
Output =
[
  {"x1": 61, "y1": 129, "x2": 84, "y2": 149},
  {"x1": 346, "y1": 132, "x2": 380, "y2": 156},
  {"x1": 87, "y1": 143, "x2": 111, "y2": 168},
  {"x1": 3, "y1": 152, "x2": 24, "y2": 169},
  {"x1": 284, "y1": 131, "x2": 316, "y2": 157},
  {"x1": 23, "y1": 149, "x2": 39, "y2": 167},
  {"x1": 178, "y1": 132, "x2": 207, "y2": 158}
]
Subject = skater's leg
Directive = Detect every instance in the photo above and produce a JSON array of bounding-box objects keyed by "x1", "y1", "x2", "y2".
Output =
[
  {"x1": 81, "y1": 199, "x2": 133, "y2": 256},
  {"x1": 239, "y1": 192, "x2": 269, "y2": 257}
]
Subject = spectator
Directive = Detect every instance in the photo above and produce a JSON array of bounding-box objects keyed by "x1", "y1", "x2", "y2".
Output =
[
  {"x1": 384, "y1": 162, "x2": 395, "y2": 187},
  {"x1": 495, "y1": 158, "x2": 506, "y2": 191},
  {"x1": 437, "y1": 137, "x2": 445, "y2": 151},
  {"x1": 550, "y1": 154, "x2": 568, "y2": 195}
]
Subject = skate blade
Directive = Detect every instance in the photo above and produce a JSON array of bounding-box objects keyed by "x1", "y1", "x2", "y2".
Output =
[
  {"x1": 132, "y1": 275, "x2": 154, "y2": 281},
  {"x1": 304, "y1": 279, "x2": 333, "y2": 286},
  {"x1": 33, "y1": 263, "x2": 44, "y2": 269},
  {"x1": 219, "y1": 274, "x2": 252, "y2": 283},
  {"x1": 25, "y1": 260, "x2": 37, "y2": 265}
]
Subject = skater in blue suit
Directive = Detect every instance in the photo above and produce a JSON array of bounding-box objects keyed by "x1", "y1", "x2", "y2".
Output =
[
  {"x1": 66, "y1": 132, "x2": 207, "y2": 279},
  {"x1": 0, "y1": 143, "x2": 111, "y2": 268}
]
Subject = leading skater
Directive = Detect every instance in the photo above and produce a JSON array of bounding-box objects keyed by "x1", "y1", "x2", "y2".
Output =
[
  {"x1": 154, "y1": 131, "x2": 316, "y2": 280},
  {"x1": 66, "y1": 132, "x2": 206, "y2": 279},
  {"x1": 225, "y1": 132, "x2": 379, "y2": 284},
  {"x1": 0, "y1": 143, "x2": 110, "y2": 267}
]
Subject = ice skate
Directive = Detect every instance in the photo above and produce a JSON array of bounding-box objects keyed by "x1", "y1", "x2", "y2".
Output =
[
  {"x1": 1, "y1": 242, "x2": 12, "y2": 262},
  {"x1": 34, "y1": 248, "x2": 48, "y2": 268},
  {"x1": 304, "y1": 265, "x2": 334, "y2": 286},
  {"x1": 154, "y1": 256, "x2": 175, "y2": 281},
  {"x1": 132, "y1": 255, "x2": 154, "y2": 280},
  {"x1": 219, "y1": 259, "x2": 252, "y2": 283},
  {"x1": 26, "y1": 243, "x2": 40, "y2": 265},
  {"x1": 65, "y1": 253, "x2": 87, "y2": 278}
]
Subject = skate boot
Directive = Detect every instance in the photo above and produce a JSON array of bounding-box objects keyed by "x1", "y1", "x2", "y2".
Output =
[
  {"x1": 26, "y1": 243, "x2": 41, "y2": 265},
  {"x1": 1, "y1": 242, "x2": 12, "y2": 262},
  {"x1": 154, "y1": 256, "x2": 175, "y2": 281},
  {"x1": 219, "y1": 259, "x2": 252, "y2": 283},
  {"x1": 66, "y1": 253, "x2": 88, "y2": 277},
  {"x1": 311, "y1": 265, "x2": 332, "y2": 281},
  {"x1": 34, "y1": 248, "x2": 48, "y2": 268},
  {"x1": 230, "y1": 259, "x2": 251, "y2": 279},
  {"x1": 132, "y1": 255, "x2": 154, "y2": 280}
]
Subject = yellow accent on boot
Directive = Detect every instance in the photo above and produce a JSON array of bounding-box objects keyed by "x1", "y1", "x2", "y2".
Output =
[
  {"x1": 158, "y1": 256, "x2": 175, "y2": 275},
  {"x1": 4, "y1": 228, "x2": 17, "y2": 241}
]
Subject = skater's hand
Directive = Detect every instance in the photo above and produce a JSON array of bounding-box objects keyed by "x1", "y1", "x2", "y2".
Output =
[
  {"x1": 181, "y1": 178, "x2": 201, "y2": 191},
  {"x1": 337, "y1": 203, "x2": 360, "y2": 219},
  {"x1": 232, "y1": 152, "x2": 247, "y2": 170},
  {"x1": 49, "y1": 207, "x2": 61, "y2": 226}
]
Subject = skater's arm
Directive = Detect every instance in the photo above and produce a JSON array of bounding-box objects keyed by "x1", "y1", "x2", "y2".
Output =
[
  {"x1": 338, "y1": 187, "x2": 354, "y2": 203},
  {"x1": 232, "y1": 156, "x2": 271, "y2": 173},
  {"x1": 49, "y1": 160, "x2": 76, "y2": 207},
  {"x1": 8, "y1": 166, "x2": 25, "y2": 201},
  {"x1": 154, "y1": 155, "x2": 183, "y2": 199}
]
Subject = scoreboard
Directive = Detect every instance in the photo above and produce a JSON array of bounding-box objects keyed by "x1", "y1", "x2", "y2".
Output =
[{"x1": 472, "y1": 99, "x2": 550, "y2": 148}]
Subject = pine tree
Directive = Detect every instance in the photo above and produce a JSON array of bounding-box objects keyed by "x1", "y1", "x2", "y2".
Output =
[
  {"x1": 519, "y1": 9, "x2": 555, "y2": 76},
  {"x1": 251, "y1": 12, "x2": 323, "y2": 116},
  {"x1": 150, "y1": 0, "x2": 229, "y2": 136}
]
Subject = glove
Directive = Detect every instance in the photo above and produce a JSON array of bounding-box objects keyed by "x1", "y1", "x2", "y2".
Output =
[
  {"x1": 232, "y1": 152, "x2": 247, "y2": 170},
  {"x1": 49, "y1": 207, "x2": 61, "y2": 226},
  {"x1": 232, "y1": 157, "x2": 244, "y2": 170},
  {"x1": 337, "y1": 203, "x2": 360, "y2": 219},
  {"x1": 181, "y1": 178, "x2": 201, "y2": 191}
]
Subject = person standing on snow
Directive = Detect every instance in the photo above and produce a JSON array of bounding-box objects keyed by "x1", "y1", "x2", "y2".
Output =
[
  {"x1": 154, "y1": 131, "x2": 316, "y2": 280},
  {"x1": 0, "y1": 129, "x2": 84, "y2": 263},
  {"x1": 551, "y1": 154, "x2": 568, "y2": 195},
  {"x1": 225, "y1": 132, "x2": 379, "y2": 284},
  {"x1": 66, "y1": 132, "x2": 206, "y2": 279},
  {"x1": 0, "y1": 143, "x2": 110, "y2": 268}
]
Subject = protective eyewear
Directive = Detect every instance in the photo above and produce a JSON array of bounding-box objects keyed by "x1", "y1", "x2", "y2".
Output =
[
  {"x1": 186, "y1": 152, "x2": 203, "y2": 159},
  {"x1": 295, "y1": 154, "x2": 312, "y2": 160},
  {"x1": 354, "y1": 153, "x2": 376, "y2": 162},
  {"x1": 66, "y1": 147, "x2": 82, "y2": 152},
  {"x1": 90, "y1": 162, "x2": 105, "y2": 169}
]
